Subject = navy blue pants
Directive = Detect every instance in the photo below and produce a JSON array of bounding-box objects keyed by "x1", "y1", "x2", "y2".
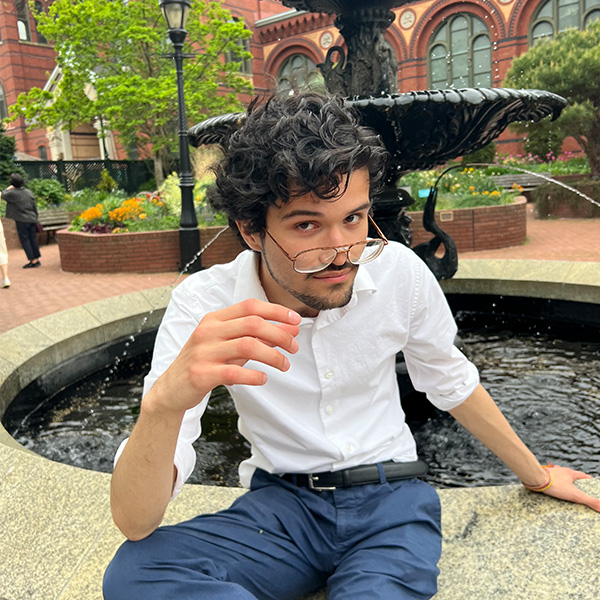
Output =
[
  {"x1": 16, "y1": 221, "x2": 41, "y2": 261},
  {"x1": 103, "y1": 469, "x2": 442, "y2": 600}
]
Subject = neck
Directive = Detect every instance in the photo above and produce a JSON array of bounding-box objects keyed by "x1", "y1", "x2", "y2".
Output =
[{"x1": 257, "y1": 258, "x2": 319, "y2": 318}]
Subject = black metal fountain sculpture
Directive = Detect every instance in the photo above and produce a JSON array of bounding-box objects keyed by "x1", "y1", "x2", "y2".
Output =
[{"x1": 189, "y1": 0, "x2": 567, "y2": 280}]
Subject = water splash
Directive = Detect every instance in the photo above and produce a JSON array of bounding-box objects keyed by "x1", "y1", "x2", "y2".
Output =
[
  {"x1": 94, "y1": 224, "x2": 232, "y2": 401},
  {"x1": 8, "y1": 225, "x2": 233, "y2": 431},
  {"x1": 468, "y1": 162, "x2": 600, "y2": 209}
]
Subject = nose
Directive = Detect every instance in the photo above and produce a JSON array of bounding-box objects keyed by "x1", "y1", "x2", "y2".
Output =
[{"x1": 331, "y1": 247, "x2": 350, "y2": 266}]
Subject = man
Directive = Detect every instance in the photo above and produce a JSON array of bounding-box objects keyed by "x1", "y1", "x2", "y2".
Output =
[
  {"x1": 104, "y1": 93, "x2": 599, "y2": 600},
  {"x1": 1, "y1": 173, "x2": 41, "y2": 268}
]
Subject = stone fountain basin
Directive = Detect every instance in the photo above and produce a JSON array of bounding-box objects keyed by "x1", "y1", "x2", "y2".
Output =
[{"x1": 1, "y1": 261, "x2": 599, "y2": 599}]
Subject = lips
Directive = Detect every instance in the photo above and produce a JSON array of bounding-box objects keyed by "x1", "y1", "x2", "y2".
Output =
[{"x1": 311, "y1": 264, "x2": 356, "y2": 283}]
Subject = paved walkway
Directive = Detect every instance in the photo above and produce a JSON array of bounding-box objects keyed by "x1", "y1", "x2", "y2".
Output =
[
  {"x1": 1, "y1": 207, "x2": 599, "y2": 334},
  {"x1": 1, "y1": 211, "x2": 599, "y2": 600}
]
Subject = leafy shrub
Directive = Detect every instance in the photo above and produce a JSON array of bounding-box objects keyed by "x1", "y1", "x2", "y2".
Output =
[
  {"x1": 135, "y1": 177, "x2": 157, "y2": 194},
  {"x1": 531, "y1": 178, "x2": 600, "y2": 219},
  {"x1": 0, "y1": 126, "x2": 26, "y2": 189},
  {"x1": 63, "y1": 188, "x2": 128, "y2": 212},
  {"x1": 29, "y1": 178, "x2": 67, "y2": 207},
  {"x1": 494, "y1": 153, "x2": 590, "y2": 176},
  {"x1": 159, "y1": 172, "x2": 227, "y2": 226},
  {"x1": 522, "y1": 124, "x2": 565, "y2": 161},
  {"x1": 461, "y1": 142, "x2": 496, "y2": 167},
  {"x1": 97, "y1": 169, "x2": 118, "y2": 192}
]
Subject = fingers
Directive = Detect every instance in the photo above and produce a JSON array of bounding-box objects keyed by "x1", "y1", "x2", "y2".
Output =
[
  {"x1": 200, "y1": 300, "x2": 301, "y2": 356},
  {"x1": 218, "y1": 298, "x2": 301, "y2": 328},
  {"x1": 182, "y1": 299, "x2": 303, "y2": 393},
  {"x1": 575, "y1": 492, "x2": 600, "y2": 512},
  {"x1": 568, "y1": 469, "x2": 593, "y2": 481},
  {"x1": 541, "y1": 465, "x2": 600, "y2": 512}
]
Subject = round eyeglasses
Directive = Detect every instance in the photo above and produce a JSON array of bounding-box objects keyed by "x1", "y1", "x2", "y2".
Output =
[{"x1": 264, "y1": 214, "x2": 389, "y2": 274}]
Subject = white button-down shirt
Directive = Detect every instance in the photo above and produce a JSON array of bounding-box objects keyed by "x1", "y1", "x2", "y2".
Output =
[{"x1": 116, "y1": 241, "x2": 479, "y2": 494}]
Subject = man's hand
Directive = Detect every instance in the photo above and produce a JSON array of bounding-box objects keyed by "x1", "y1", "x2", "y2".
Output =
[
  {"x1": 450, "y1": 385, "x2": 600, "y2": 513},
  {"x1": 538, "y1": 464, "x2": 600, "y2": 512},
  {"x1": 145, "y1": 298, "x2": 301, "y2": 416}
]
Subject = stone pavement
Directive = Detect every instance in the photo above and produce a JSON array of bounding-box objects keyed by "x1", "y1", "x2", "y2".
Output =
[
  {"x1": 1, "y1": 211, "x2": 599, "y2": 600},
  {"x1": 1, "y1": 206, "x2": 600, "y2": 334}
]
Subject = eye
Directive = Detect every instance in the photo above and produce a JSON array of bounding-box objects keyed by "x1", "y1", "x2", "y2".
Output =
[
  {"x1": 295, "y1": 221, "x2": 316, "y2": 231},
  {"x1": 345, "y1": 214, "x2": 362, "y2": 225}
]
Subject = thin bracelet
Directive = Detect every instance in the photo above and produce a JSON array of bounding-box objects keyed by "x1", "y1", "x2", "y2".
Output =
[{"x1": 522, "y1": 464, "x2": 554, "y2": 492}]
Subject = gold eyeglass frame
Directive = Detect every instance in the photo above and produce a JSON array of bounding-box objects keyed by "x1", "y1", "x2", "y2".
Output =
[{"x1": 264, "y1": 214, "x2": 389, "y2": 274}]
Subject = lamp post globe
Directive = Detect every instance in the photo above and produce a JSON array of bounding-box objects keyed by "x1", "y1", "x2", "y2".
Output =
[
  {"x1": 160, "y1": 0, "x2": 191, "y2": 31},
  {"x1": 159, "y1": 0, "x2": 200, "y2": 273}
]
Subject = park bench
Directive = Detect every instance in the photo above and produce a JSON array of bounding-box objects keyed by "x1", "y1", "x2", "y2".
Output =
[
  {"x1": 38, "y1": 207, "x2": 70, "y2": 244},
  {"x1": 492, "y1": 172, "x2": 551, "y2": 193}
]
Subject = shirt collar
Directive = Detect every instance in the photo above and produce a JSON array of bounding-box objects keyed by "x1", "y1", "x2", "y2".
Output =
[
  {"x1": 233, "y1": 251, "x2": 268, "y2": 304},
  {"x1": 231, "y1": 250, "x2": 379, "y2": 320}
]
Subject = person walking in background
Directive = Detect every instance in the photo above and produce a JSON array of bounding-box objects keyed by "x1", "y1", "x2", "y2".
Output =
[
  {"x1": 0, "y1": 218, "x2": 9, "y2": 287},
  {"x1": 1, "y1": 173, "x2": 41, "y2": 268}
]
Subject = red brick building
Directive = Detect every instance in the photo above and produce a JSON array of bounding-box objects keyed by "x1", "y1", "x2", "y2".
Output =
[
  {"x1": 2, "y1": 0, "x2": 599, "y2": 159},
  {"x1": 0, "y1": 0, "x2": 55, "y2": 159}
]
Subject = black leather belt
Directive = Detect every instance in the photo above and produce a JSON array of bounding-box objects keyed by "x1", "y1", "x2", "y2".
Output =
[{"x1": 281, "y1": 460, "x2": 428, "y2": 491}]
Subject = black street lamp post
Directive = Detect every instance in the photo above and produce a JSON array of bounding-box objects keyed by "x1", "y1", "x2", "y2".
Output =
[{"x1": 159, "y1": 0, "x2": 201, "y2": 273}]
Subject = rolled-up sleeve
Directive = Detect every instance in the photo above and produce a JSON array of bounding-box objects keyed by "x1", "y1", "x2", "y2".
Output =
[{"x1": 402, "y1": 261, "x2": 480, "y2": 411}]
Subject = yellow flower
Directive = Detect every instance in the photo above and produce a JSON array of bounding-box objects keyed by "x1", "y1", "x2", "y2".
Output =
[
  {"x1": 80, "y1": 203, "x2": 103, "y2": 222},
  {"x1": 490, "y1": 190, "x2": 500, "y2": 196},
  {"x1": 468, "y1": 185, "x2": 475, "y2": 192},
  {"x1": 139, "y1": 213, "x2": 147, "y2": 220},
  {"x1": 483, "y1": 190, "x2": 489, "y2": 195}
]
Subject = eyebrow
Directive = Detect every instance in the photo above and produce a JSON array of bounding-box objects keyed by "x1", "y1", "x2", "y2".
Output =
[{"x1": 280, "y1": 202, "x2": 372, "y2": 221}]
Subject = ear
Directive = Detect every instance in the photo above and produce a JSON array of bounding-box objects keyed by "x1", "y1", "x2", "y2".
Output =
[{"x1": 236, "y1": 221, "x2": 263, "y2": 253}]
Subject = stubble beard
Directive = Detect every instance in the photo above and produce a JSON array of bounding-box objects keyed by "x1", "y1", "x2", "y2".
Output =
[{"x1": 262, "y1": 255, "x2": 356, "y2": 312}]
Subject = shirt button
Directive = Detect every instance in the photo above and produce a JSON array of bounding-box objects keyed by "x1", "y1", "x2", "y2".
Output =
[
  {"x1": 324, "y1": 370, "x2": 334, "y2": 379},
  {"x1": 346, "y1": 444, "x2": 354, "y2": 453},
  {"x1": 326, "y1": 405, "x2": 334, "y2": 415}
]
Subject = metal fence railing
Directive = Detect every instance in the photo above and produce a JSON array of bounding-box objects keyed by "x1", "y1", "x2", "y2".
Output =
[{"x1": 14, "y1": 159, "x2": 155, "y2": 194}]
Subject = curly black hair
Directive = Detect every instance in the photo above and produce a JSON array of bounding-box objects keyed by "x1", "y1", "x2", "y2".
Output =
[{"x1": 207, "y1": 93, "x2": 389, "y2": 240}]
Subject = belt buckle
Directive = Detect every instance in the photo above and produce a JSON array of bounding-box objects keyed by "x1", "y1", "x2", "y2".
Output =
[{"x1": 307, "y1": 474, "x2": 336, "y2": 491}]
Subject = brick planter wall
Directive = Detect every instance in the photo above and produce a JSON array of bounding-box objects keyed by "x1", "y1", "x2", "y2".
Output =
[
  {"x1": 2, "y1": 212, "x2": 79, "y2": 251},
  {"x1": 55, "y1": 199, "x2": 526, "y2": 273},
  {"x1": 1, "y1": 218, "x2": 21, "y2": 251},
  {"x1": 57, "y1": 226, "x2": 245, "y2": 273},
  {"x1": 407, "y1": 197, "x2": 527, "y2": 252}
]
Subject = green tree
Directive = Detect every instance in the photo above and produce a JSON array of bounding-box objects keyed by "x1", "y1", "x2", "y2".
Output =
[
  {"x1": 505, "y1": 21, "x2": 600, "y2": 177},
  {"x1": 9, "y1": 0, "x2": 252, "y2": 186},
  {"x1": 0, "y1": 127, "x2": 26, "y2": 189}
]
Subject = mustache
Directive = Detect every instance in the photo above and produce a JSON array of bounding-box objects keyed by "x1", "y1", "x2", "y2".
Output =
[{"x1": 308, "y1": 262, "x2": 356, "y2": 277}]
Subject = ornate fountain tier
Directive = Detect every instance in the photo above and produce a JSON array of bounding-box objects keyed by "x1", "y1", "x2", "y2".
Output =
[{"x1": 189, "y1": 87, "x2": 566, "y2": 177}]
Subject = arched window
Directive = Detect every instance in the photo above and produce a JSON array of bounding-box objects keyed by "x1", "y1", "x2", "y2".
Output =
[
  {"x1": 38, "y1": 146, "x2": 48, "y2": 160},
  {"x1": 0, "y1": 82, "x2": 8, "y2": 121},
  {"x1": 531, "y1": 0, "x2": 600, "y2": 42},
  {"x1": 276, "y1": 54, "x2": 322, "y2": 93},
  {"x1": 428, "y1": 14, "x2": 492, "y2": 89},
  {"x1": 34, "y1": 1, "x2": 48, "y2": 44},
  {"x1": 16, "y1": 0, "x2": 32, "y2": 41},
  {"x1": 224, "y1": 18, "x2": 252, "y2": 75}
]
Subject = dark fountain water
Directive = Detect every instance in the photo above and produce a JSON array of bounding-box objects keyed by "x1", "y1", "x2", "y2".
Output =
[{"x1": 4, "y1": 319, "x2": 599, "y2": 489}]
